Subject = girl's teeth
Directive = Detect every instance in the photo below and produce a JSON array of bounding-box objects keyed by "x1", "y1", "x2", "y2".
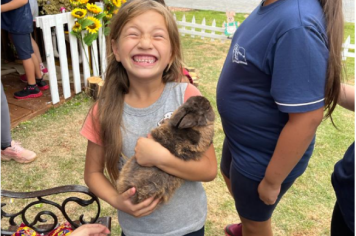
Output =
[{"x1": 133, "y1": 57, "x2": 156, "y2": 63}]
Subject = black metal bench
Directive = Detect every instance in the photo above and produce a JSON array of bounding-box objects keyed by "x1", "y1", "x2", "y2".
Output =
[{"x1": 1, "y1": 185, "x2": 111, "y2": 235}]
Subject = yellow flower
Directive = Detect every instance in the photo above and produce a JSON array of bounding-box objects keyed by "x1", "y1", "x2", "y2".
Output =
[
  {"x1": 86, "y1": 16, "x2": 102, "y2": 34},
  {"x1": 104, "y1": 11, "x2": 112, "y2": 20},
  {"x1": 86, "y1": 3, "x2": 102, "y2": 14},
  {"x1": 105, "y1": 13, "x2": 112, "y2": 20},
  {"x1": 122, "y1": 0, "x2": 126, "y2": 3},
  {"x1": 71, "y1": 8, "x2": 87, "y2": 18},
  {"x1": 72, "y1": 22, "x2": 82, "y2": 32},
  {"x1": 70, "y1": 0, "x2": 80, "y2": 6},
  {"x1": 79, "y1": 0, "x2": 89, "y2": 4},
  {"x1": 112, "y1": 0, "x2": 121, "y2": 8},
  {"x1": 113, "y1": 9, "x2": 118, "y2": 14}
]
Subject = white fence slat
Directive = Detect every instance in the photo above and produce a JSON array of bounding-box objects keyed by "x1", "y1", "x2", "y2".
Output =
[
  {"x1": 177, "y1": 21, "x2": 225, "y2": 33},
  {"x1": 181, "y1": 15, "x2": 186, "y2": 36},
  {"x1": 191, "y1": 16, "x2": 196, "y2": 38},
  {"x1": 80, "y1": 31, "x2": 91, "y2": 86},
  {"x1": 55, "y1": 14, "x2": 71, "y2": 99},
  {"x1": 211, "y1": 19, "x2": 216, "y2": 42},
  {"x1": 99, "y1": 27, "x2": 107, "y2": 80},
  {"x1": 201, "y1": 18, "x2": 206, "y2": 39},
  {"x1": 96, "y1": 2, "x2": 106, "y2": 79},
  {"x1": 66, "y1": 12, "x2": 82, "y2": 94},
  {"x1": 38, "y1": 16, "x2": 60, "y2": 104},
  {"x1": 91, "y1": 39, "x2": 100, "y2": 76}
]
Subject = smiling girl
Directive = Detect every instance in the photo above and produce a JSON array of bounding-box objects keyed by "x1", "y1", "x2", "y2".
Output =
[{"x1": 80, "y1": 1, "x2": 217, "y2": 235}]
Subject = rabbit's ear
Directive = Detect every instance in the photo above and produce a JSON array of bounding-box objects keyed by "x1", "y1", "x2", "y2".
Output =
[
  {"x1": 176, "y1": 114, "x2": 197, "y2": 129},
  {"x1": 169, "y1": 108, "x2": 187, "y2": 127}
]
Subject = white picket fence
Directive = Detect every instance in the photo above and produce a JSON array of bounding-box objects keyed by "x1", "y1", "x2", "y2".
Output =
[
  {"x1": 175, "y1": 14, "x2": 227, "y2": 40},
  {"x1": 342, "y1": 35, "x2": 355, "y2": 61},
  {"x1": 35, "y1": 2, "x2": 107, "y2": 105},
  {"x1": 176, "y1": 14, "x2": 356, "y2": 60}
]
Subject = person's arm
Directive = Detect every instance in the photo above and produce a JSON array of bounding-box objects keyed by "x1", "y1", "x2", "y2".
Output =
[
  {"x1": 258, "y1": 107, "x2": 324, "y2": 205},
  {"x1": 134, "y1": 137, "x2": 217, "y2": 182},
  {"x1": 338, "y1": 83, "x2": 354, "y2": 111},
  {"x1": 84, "y1": 140, "x2": 160, "y2": 217},
  {"x1": 70, "y1": 224, "x2": 110, "y2": 236},
  {"x1": 1, "y1": 0, "x2": 28, "y2": 12}
]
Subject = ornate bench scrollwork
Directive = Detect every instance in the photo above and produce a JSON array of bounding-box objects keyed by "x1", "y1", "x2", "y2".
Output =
[{"x1": 1, "y1": 185, "x2": 111, "y2": 235}]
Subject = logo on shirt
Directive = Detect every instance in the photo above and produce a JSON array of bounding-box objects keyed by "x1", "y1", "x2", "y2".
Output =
[
  {"x1": 157, "y1": 112, "x2": 173, "y2": 126},
  {"x1": 232, "y1": 43, "x2": 248, "y2": 65}
]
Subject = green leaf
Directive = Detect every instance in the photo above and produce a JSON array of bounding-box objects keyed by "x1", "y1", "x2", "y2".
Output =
[
  {"x1": 104, "y1": 27, "x2": 111, "y2": 36},
  {"x1": 70, "y1": 30, "x2": 81, "y2": 38},
  {"x1": 84, "y1": 33, "x2": 98, "y2": 46},
  {"x1": 96, "y1": 13, "x2": 106, "y2": 20},
  {"x1": 104, "y1": 20, "x2": 111, "y2": 26},
  {"x1": 79, "y1": 18, "x2": 94, "y2": 29}
]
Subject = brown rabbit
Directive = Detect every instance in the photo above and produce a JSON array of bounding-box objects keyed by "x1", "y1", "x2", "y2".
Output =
[{"x1": 116, "y1": 96, "x2": 215, "y2": 204}]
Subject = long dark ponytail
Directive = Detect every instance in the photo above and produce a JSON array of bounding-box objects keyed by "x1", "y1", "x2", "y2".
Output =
[{"x1": 319, "y1": 0, "x2": 344, "y2": 123}]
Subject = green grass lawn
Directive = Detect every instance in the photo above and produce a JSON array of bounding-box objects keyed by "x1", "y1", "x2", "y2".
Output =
[{"x1": 1, "y1": 9, "x2": 354, "y2": 236}]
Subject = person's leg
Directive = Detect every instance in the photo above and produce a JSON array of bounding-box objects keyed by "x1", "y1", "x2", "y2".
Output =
[
  {"x1": 22, "y1": 57, "x2": 37, "y2": 85},
  {"x1": 31, "y1": 35, "x2": 42, "y2": 65},
  {"x1": 331, "y1": 201, "x2": 354, "y2": 236},
  {"x1": 1, "y1": 82, "x2": 37, "y2": 163},
  {"x1": 239, "y1": 216, "x2": 272, "y2": 236},
  {"x1": 1, "y1": 82, "x2": 12, "y2": 150},
  {"x1": 229, "y1": 168, "x2": 294, "y2": 236},
  {"x1": 11, "y1": 33, "x2": 45, "y2": 99}
]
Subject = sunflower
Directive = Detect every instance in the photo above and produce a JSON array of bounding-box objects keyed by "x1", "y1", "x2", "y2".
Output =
[
  {"x1": 113, "y1": 9, "x2": 118, "y2": 14},
  {"x1": 86, "y1": 16, "x2": 102, "y2": 34},
  {"x1": 79, "y1": 0, "x2": 89, "y2": 4},
  {"x1": 72, "y1": 22, "x2": 82, "y2": 32},
  {"x1": 71, "y1": 8, "x2": 87, "y2": 18},
  {"x1": 86, "y1": 3, "x2": 102, "y2": 14},
  {"x1": 112, "y1": 0, "x2": 121, "y2": 8},
  {"x1": 104, "y1": 11, "x2": 112, "y2": 20}
]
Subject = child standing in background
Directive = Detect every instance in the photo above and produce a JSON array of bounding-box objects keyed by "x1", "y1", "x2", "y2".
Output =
[
  {"x1": 216, "y1": 0, "x2": 344, "y2": 235},
  {"x1": 81, "y1": 1, "x2": 217, "y2": 236},
  {"x1": 1, "y1": 0, "x2": 48, "y2": 99},
  {"x1": 19, "y1": 0, "x2": 48, "y2": 83}
]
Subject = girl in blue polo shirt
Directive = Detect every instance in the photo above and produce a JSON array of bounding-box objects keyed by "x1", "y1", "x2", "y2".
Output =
[{"x1": 216, "y1": 0, "x2": 344, "y2": 235}]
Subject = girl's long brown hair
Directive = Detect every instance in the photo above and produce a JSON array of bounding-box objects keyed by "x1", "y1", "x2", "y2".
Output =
[
  {"x1": 96, "y1": 0, "x2": 183, "y2": 185},
  {"x1": 319, "y1": 0, "x2": 344, "y2": 123}
]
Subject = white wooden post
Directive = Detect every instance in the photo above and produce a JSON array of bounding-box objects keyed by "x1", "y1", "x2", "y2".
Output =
[
  {"x1": 211, "y1": 19, "x2": 216, "y2": 42},
  {"x1": 36, "y1": 15, "x2": 60, "y2": 104},
  {"x1": 98, "y1": 19, "x2": 107, "y2": 80},
  {"x1": 96, "y1": 2, "x2": 106, "y2": 79},
  {"x1": 67, "y1": 12, "x2": 82, "y2": 94},
  {"x1": 80, "y1": 31, "x2": 91, "y2": 86},
  {"x1": 191, "y1": 16, "x2": 196, "y2": 38},
  {"x1": 181, "y1": 15, "x2": 186, "y2": 36},
  {"x1": 91, "y1": 39, "x2": 100, "y2": 76},
  {"x1": 55, "y1": 14, "x2": 71, "y2": 99},
  {"x1": 201, "y1": 18, "x2": 206, "y2": 39}
]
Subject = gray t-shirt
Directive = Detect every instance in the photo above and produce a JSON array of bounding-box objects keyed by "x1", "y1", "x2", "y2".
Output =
[{"x1": 119, "y1": 82, "x2": 207, "y2": 236}]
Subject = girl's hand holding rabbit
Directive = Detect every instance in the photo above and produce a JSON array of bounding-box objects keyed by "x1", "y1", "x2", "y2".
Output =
[
  {"x1": 135, "y1": 137, "x2": 172, "y2": 167},
  {"x1": 116, "y1": 187, "x2": 161, "y2": 217}
]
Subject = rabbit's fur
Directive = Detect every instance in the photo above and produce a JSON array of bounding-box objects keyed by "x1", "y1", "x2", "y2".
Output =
[{"x1": 116, "y1": 96, "x2": 215, "y2": 204}]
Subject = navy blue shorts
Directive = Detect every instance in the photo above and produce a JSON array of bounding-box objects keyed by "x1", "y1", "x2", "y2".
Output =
[
  {"x1": 10, "y1": 33, "x2": 33, "y2": 60},
  {"x1": 220, "y1": 138, "x2": 294, "y2": 222},
  {"x1": 121, "y1": 226, "x2": 204, "y2": 236}
]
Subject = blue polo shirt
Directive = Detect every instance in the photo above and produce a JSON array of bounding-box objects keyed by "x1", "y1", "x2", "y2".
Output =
[
  {"x1": 216, "y1": 0, "x2": 328, "y2": 183},
  {"x1": 1, "y1": 0, "x2": 33, "y2": 34}
]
